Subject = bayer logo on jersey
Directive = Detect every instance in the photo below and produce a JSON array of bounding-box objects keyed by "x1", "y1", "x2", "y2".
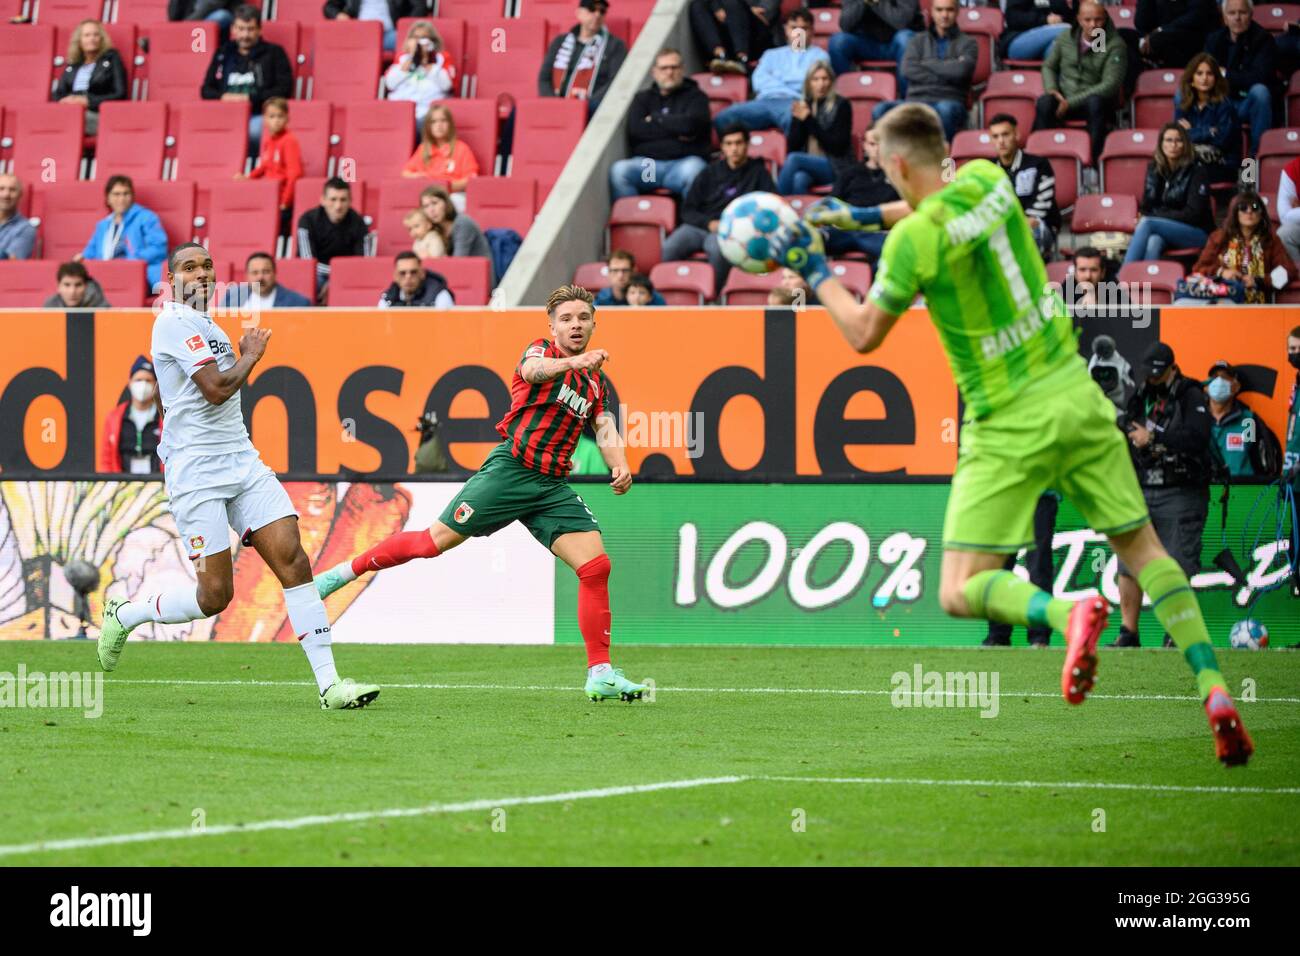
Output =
[{"x1": 718, "y1": 192, "x2": 802, "y2": 275}]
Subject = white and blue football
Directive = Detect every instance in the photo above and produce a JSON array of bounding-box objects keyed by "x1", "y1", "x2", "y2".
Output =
[{"x1": 718, "y1": 191, "x2": 801, "y2": 275}]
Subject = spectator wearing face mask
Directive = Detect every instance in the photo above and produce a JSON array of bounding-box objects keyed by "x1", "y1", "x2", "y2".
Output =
[
  {"x1": 101, "y1": 355, "x2": 163, "y2": 474},
  {"x1": 1204, "y1": 361, "x2": 1280, "y2": 478}
]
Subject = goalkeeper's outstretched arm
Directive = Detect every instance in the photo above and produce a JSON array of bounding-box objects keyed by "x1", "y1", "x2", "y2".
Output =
[
  {"x1": 806, "y1": 197, "x2": 914, "y2": 231},
  {"x1": 813, "y1": 278, "x2": 904, "y2": 354}
]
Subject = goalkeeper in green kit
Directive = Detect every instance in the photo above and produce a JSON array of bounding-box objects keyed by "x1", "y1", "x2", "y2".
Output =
[{"x1": 774, "y1": 103, "x2": 1252, "y2": 766}]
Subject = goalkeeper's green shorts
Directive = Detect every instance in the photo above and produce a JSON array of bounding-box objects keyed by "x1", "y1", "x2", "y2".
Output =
[{"x1": 943, "y1": 363, "x2": 1150, "y2": 553}]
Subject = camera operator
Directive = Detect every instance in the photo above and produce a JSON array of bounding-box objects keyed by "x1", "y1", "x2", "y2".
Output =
[
  {"x1": 1111, "y1": 342, "x2": 1213, "y2": 648},
  {"x1": 1087, "y1": 333, "x2": 1136, "y2": 416}
]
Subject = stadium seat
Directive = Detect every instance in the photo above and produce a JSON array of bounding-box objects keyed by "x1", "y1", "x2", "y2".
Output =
[
  {"x1": 1110, "y1": 3, "x2": 1138, "y2": 30},
  {"x1": 508, "y1": 98, "x2": 585, "y2": 202},
  {"x1": 270, "y1": 257, "x2": 317, "y2": 303},
  {"x1": 0, "y1": 259, "x2": 58, "y2": 308},
  {"x1": 324, "y1": 255, "x2": 392, "y2": 306},
  {"x1": 139, "y1": 21, "x2": 218, "y2": 102},
  {"x1": 811, "y1": 5, "x2": 837, "y2": 36},
  {"x1": 720, "y1": 269, "x2": 781, "y2": 305},
  {"x1": 829, "y1": 260, "x2": 872, "y2": 301},
  {"x1": 336, "y1": 100, "x2": 416, "y2": 184},
  {"x1": 606, "y1": 195, "x2": 675, "y2": 272},
  {"x1": 1262, "y1": 191, "x2": 1280, "y2": 226},
  {"x1": 87, "y1": 259, "x2": 148, "y2": 307},
  {"x1": 785, "y1": 194, "x2": 820, "y2": 216},
  {"x1": 282, "y1": 99, "x2": 332, "y2": 178},
  {"x1": 1132, "y1": 70, "x2": 1179, "y2": 129},
  {"x1": 438, "y1": 0, "x2": 505, "y2": 16},
  {"x1": 693, "y1": 73, "x2": 750, "y2": 113},
  {"x1": 573, "y1": 261, "x2": 611, "y2": 291},
  {"x1": 32, "y1": 0, "x2": 103, "y2": 26},
  {"x1": 442, "y1": 98, "x2": 499, "y2": 178},
  {"x1": 113, "y1": 0, "x2": 169, "y2": 25},
  {"x1": 1117, "y1": 260, "x2": 1184, "y2": 304},
  {"x1": 93, "y1": 101, "x2": 167, "y2": 181},
  {"x1": 1044, "y1": 260, "x2": 1074, "y2": 287},
  {"x1": 1254, "y1": 3, "x2": 1300, "y2": 32},
  {"x1": 171, "y1": 101, "x2": 249, "y2": 184},
  {"x1": 472, "y1": 17, "x2": 547, "y2": 105},
  {"x1": 30, "y1": 180, "x2": 105, "y2": 261},
  {"x1": 372, "y1": 177, "x2": 447, "y2": 256},
  {"x1": 1280, "y1": 279, "x2": 1300, "y2": 303},
  {"x1": 310, "y1": 20, "x2": 382, "y2": 103},
  {"x1": 747, "y1": 129, "x2": 787, "y2": 178},
  {"x1": 466, "y1": 175, "x2": 535, "y2": 235},
  {"x1": 10, "y1": 104, "x2": 86, "y2": 185},
  {"x1": 132, "y1": 179, "x2": 197, "y2": 253},
  {"x1": 425, "y1": 255, "x2": 492, "y2": 305},
  {"x1": 979, "y1": 70, "x2": 1042, "y2": 131},
  {"x1": 0, "y1": 25, "x2": 56, "y2": 104},
  {"x1": 650, "y1": 261, "x2": 714, "y2": 306},
  {"x1": 1099, "y1": 128, "x2": 1160, "y2": 196},
  {"x1": 957, "y1": 6, "x2": 1000, "y2": 87},
  {"x1": 1025, "y1": 128, "x2": 1089, "y2": 213},
  {"x1": 1286, "y1": 74, "x2": 1300, "y2": 127},
  {"x1": 1259, "y1": 128, "x2": 1300, "y2": 194},
  {"x1": 951, "y1": 129, "x2": 997, "y2": 167},
  {"x1": 204, "y1": 180, "x2": 280, "y2": 270},
  {"x1": 1070, "y1": 193, "x2": 1139, "y2": 235},
  {"x1": 394, "y1": 17, "x2": 467, "y2": 95},
  {"x1": 834, "y1": 73, "x2": 897, "y2": 150}
]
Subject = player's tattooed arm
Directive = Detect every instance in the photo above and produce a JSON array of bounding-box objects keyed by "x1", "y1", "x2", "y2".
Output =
[
  {"x1": 192, "y1": 327, "x2": 272, "y2": 405},
  {"x1": 520, "y1": 350, "x2": 608, "y2": 383}
]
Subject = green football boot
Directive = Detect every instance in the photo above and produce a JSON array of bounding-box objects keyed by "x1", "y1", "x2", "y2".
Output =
[
  {"x1": 320, "y1": 677, "x2": 381, "y2": 710},
  {"x1": 314, "y1": 566, "x2": 352, "y2": 600},
  {"x1": 585, "y1": 668, "x2": 647, "y2": 702},
  {"x1": 97, "y1": 597, "x2": 138, "y2": 672}
]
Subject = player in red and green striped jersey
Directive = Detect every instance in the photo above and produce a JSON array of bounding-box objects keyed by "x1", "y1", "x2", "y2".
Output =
[{"x1": 314, "y1": 285, "x2": 648, "y2": 702}]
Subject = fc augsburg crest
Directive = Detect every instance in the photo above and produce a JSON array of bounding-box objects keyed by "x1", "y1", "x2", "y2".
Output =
[{"x1": 454, "y1": 502, "x2": 475, "y2": 524}]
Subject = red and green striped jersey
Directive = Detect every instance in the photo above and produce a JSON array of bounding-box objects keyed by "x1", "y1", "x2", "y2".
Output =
[{"x1": 496, "y1": 338, "x2": 611, "y2": 476}]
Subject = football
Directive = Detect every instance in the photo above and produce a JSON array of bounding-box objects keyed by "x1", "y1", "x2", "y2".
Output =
[
  {"x1": 1229, "y1": 618, "x2": 1269, "y2": 650},
  {"x1": 718, "y1": 191, "x2": 801, "y2": 275}
]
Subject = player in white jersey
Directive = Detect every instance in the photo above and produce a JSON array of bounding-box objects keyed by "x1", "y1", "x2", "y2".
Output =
[{"x1": 97, "y1": 242, "x2": 380, "y2": 710}]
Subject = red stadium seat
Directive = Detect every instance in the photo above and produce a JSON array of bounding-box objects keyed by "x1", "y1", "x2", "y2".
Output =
[
  {"x1": 979, "y1": 70, "x2": 1042, "y2": 131},
  {"x1": 442, "y1": 98, "x2": 499, "y2": 177},
  {"x1": 439, "y1": 0, "x2": 505, "y2": 16},
  {"x1": 650, "y1": 261, "x2": 714, "y2": 305},
  {"x1": 32, "y1": 0, "x2": 104, "y2": 26},
  {"x1": 472, "y1": 17, "x2": 547, "y2": 105},
  {"x1": 984, "y1": 70, "x2": 1044, "y2": 99},
  {"x1": 1132, "y1": 70, "x2": 1180, "y2": 129},
  {"x1": 113, "y1": 0, "x2": 169, "y2": 25},
  {"x1": 372, "y1": 177, "x2": 446, "y2": 256},
  {"x1": 607, "y1": 195, "x2": 675, "y2": 272},
  {"x1": 336, "y1": 100, "x2": 416, "y2": 183},
  {"x1": 1262, "y1": 191, "x2": 1280, "y2": 226},
  {"x1": 785, "y1": 194, "x2": 820, "y2": 216},
  {"x1": 94, "y1": 101, "x2": 167, "y2": 181},
  {"x1": 508, "y1": 98, "x2": 585, "y2": 202},
  {"x1": 1289, "y1": 73, "x2": 1300, "y2": 127},
  {"x1": 132, "y1": 179, "x2": 196, "y2": 253},
  {"x1": 835, "y1": 70, "x2": 896, "y2": 119},
  {"x1": 325, "y1": 255, "x2": 393, "y2": 306},
  {"x1": 87, "y1": 259, "x2": 148, "y2": 307},
  {"x1": 693, "y1": 73, "x2": 750, "y2": 119},
  {"x1": 951, "y1": 129, "x2": 997, "y2": 166},
  {"x1": 1100, "y1": 128, "x2": 1160, "y2": 196},
  {"x1": 204, "y1": 180, "x2": 280, "y2": 271},
  {"x1": 957, "y1": 6, "x2": 1000, "y2": 87},
  {"x1": 310, "y1": 20, "x2": 382, "y2": 103},
  {"x1": 139, "y1": 21, "x2": 218, "y2": 102},
  {"x1": 270, "y1": 257, "x2": 317, "y2": 302},
  {"x1": 1117, "y1": 260, "x2": 1184, "y2": 304},
  {"x1": 466, "y1": 175, "x2": 535, "y2": 235},
  {"x1": 1025, "y1": 128, "x2": 1089, "y2": 213},
  {"x1": 1254, "y1": 3, "x2": 1300, "y2": 32},
  {"x1": 573, "y1": 261, "x2": 612, "y2": 291},
  {"x1": 747, "y1": 128, "x2": 786, "y2": 178},
  {"x1": 1044, "y1": 260, "x2": 1074, "y2": 287},
  {"x1": 829, "y1": 260, "x2": 872, "y2": 301},
  {"x1": 0, "y1": 25, "x2": 56, "y2": 104},
  {"x1": 1110, "y1": 4, "x2": 1138, "y2": 30},
  {"x1": 282, "y1": 99, "x2": 332, "y2": 178},
  {"x1": 1259, "y1": 128, "x2": 1300, "y2": 194},
  {"x1": 425, "y1": 255, "x2": 491, "y2": 304},
  {"x1": 394, "y1": 17, "x2": 467, "y2": 95},
  {"x1": 0, "y1": 260, "x2": 58, "y2": 308},
  {"x1": 172, "y1": 101, "x2": 249, "y2": 182},
  {"x1": 30, "y1": 180, "x2": 105, "y2": 261},
  {"x1": 10, "y1": 104, "x2": 86, "y2": 185},
  {"x1": 720, "y1": 269, "x2": 781, "y2": 305},
  {"x1": 1071, "y1": 193, "x2": 1139, "y2": 234},
  {"x1": 271, "y1": 0, "x2": 325, "y2": 20}
]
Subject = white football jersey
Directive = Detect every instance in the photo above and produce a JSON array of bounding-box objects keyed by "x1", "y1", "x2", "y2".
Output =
[{"x1": 151, "y1": 301, "x2": 253, "y2": 463}]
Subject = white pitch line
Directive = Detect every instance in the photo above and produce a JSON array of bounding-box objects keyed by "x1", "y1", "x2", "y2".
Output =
[
  {"x1": 100, "y1": 677, "x2": 1300, "y2": 704},
  {"x1": 755, "y1": 775, "x2": 1300, "y2": 796},
  {"x1": 0, "y1": 776, "x2": 747, "y2": 859}
]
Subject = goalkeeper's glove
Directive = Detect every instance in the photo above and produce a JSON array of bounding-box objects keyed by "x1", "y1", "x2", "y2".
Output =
[
  {"x1": 805, "y1": 196, "x2": 885, "y2": 232},
  {"x1": 770, "y1": 219, "x2": 832, "y2": 290}
]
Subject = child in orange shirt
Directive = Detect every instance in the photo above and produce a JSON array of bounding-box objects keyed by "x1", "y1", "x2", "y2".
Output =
[
  {"x1": 401, "y1": 104, "x2": 479, "y2": 211},
  {"x1": 237, "y1": 97, "x2": 303, "y2": 230}
]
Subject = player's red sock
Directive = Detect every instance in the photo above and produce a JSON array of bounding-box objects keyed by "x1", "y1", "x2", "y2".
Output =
[
  {"x1": 350, "y1": 529, "x2": 440, "y2": 576},
  {"x1": 576, "y1": 554, "x2": 612, "y2": 668}
]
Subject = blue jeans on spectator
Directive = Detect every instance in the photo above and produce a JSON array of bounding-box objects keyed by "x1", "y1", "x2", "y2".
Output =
[
  {"x1": 1123, "y1": 217, "x2": 1208, "y2": 264},
  {"x1": 827, "y1": 229, "x2": 886, "y2": 262},
  {"x1": 777, "y1": 153, "x2": 835, "y2": 195},
  {"x1": 829, "y1": 30, "x2": 915, "y2": 95},
  {"x1": 610, "y1": 155, "x2": 709, "y2": 200},
  {"x1": 1006, "y1": 23, "x2": 1070, "y2": 60},
  {"x1": 248, "y1": 113, "x2": 263, "y2": 160},
  {"x1": 380, "y1": 27, "x2": 396, "y2": 52},
  {"x1": 873, "y1": 99, "x2": 967, "y2": 142},
  {"x1": 1233, "y1": 84, "x2": 1273, "y2": 156},
  {"x1": 205, "y1": 8, "x2": 233, "y2": 42},
  {"x1": 714, "y1": 96, "x2": 795, "y2": 135}
]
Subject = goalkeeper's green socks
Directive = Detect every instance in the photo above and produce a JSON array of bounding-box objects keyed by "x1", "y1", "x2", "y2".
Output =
[
  {"x1": 1138, "y1": 556, "x2": 1226, "y2": 700},
  {"x1": 963, "y1": 570, "x2": 1072, "y2": 633}
]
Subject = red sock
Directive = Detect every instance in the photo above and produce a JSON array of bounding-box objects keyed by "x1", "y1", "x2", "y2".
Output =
[
  {"x1": 576, "y1": 554, "x2": 612, "y2": 668},
  {"x1": 350, "y1": 529, "x2": 440, "y2": 576}
]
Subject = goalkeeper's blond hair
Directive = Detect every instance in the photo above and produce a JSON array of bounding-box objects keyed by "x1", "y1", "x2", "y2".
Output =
[
  {"x1": 874, "y1": 102, "x2": 948, "y2": 169},
  {"x1": 546, "y1": 284, "x2": 596, "y2": 317}
]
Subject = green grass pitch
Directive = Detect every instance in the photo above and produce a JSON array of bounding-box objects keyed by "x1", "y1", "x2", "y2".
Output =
[{"x1": 1, "y1": 642, "x2": 1297, "y2": 866}]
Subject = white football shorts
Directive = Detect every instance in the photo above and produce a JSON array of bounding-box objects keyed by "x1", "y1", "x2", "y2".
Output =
[{"x1": 165, "y1": 449, "x2": 298, "y2": 561}]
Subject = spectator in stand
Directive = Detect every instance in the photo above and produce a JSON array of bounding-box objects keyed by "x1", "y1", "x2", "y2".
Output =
[
  {"x1": 170, "y1": 0, "x2": 237, "y2": 41},
  {"x1": 714, "y1": 7, "x2": 828, "y2": 135},
  {"x1": 869, "y1": 0, "x2": 976, "y2": 143},
  {"x1": 296, "y1": 177, "x2": 368, "y2": 299},
  {"x1": 1279, "y1": 156, "x2": 1300, "y2": 267},
  {"x1": 999, "y1": 0, "x2": 1073, "y2": 63},
  {"x1": 404, "y1": 209, "x2": 447, "y2": 259},
  {"x1": 419, "y1": 184, "x2": 495, "y2": 284},
  {"x1": 767, "y1": 285, "x2": 797, "y2": 306},
  {"x1": 384, "y1": 20, "x2": 457, "y2": 128},
  {"x1": 53, "y1": 20, "x2": 127, "y2": 136},
  {"x1": 402, "y1": 106, "x2": 479, "y2": 213},
  {"x1": 222, "y1": 252, "x2": 313, "y2": 310},
  {"x1": 1187, "y1": 191, "x2": 1297, "y2": 302},
  {"x1": 1071, "y1": 246, "x2": 1114, "y2": 309},
  {"x1": 776, "y1": 61, "x2": 853, "y2": 195},
  {"x1": 1123, "y1": 122, "x2": 1214, "y2": 265},
  {"x1": 234, "y1": 98, "x2": 302, "y2": 235},
  {"x1": 539, "y1": 0, "x2": 628, "y2": 118},
  {"x1": 101, "y1": 355, "x2": 162, "y2": 475},
  {"x1": 625, "y1": 273, "x2": 661, "y2": 306},
  {"x1": 778, "y1": 266, "x2": 817, "y2": 304},
  {"x1": 829, "y1": 0, "x2": 920, "y2": 86},
  {"x1": 0, "y1": 174, "x2": 35, "y2": 261},
  {"x1": 1278, "y1": 16, "x2": 1300, "y2": 77},
  {"x1": 1173, "y1": 53, "x2": 1240, "y2": 179},
  {"x1": 988, "y1": 113, "x2": 1061, "y2": 257},
  {"x1": 662, "y1": 125, "x2": 776, "y2": 295},
  {"x1": 595, "y1": 250, "x2": 666, "y2": 305},
  {"x1": 201, "y1": 5, "x2": 294, "y2": 157},
  {"x1": 1136, "y1": 0, "x2": 1217, "y2": 70},
  {"x1": 76, "y1": 175, "x2": 168, "y2": 289},
  {"x1": 610, "y1": 48, "x2": 711, "y2": 201},
  {"x1": 323, "y1": 0, "x2": 430, "y2": 54},
  {"x1": 1204, "y1": 0, "x2": 1278, "y2": 158},
  {"x1": 1205, "y1": 361, "x2": 1281, "y2": 478},
  {"x1": 43, "y1": 261, "x2": 110, "y2": 308},
  {"x1": 378, "y1": 252, "x2": 454, "y2": 308},
  {"x1": 820, "y1": 127, "x2": 902, "y2": 263},
  {"x1": 1033, "y1": 1, "x2": 1128, "y2": 165},
  {"x1": 689, "y1": 0, "x2": 780, "y2": 74}
]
